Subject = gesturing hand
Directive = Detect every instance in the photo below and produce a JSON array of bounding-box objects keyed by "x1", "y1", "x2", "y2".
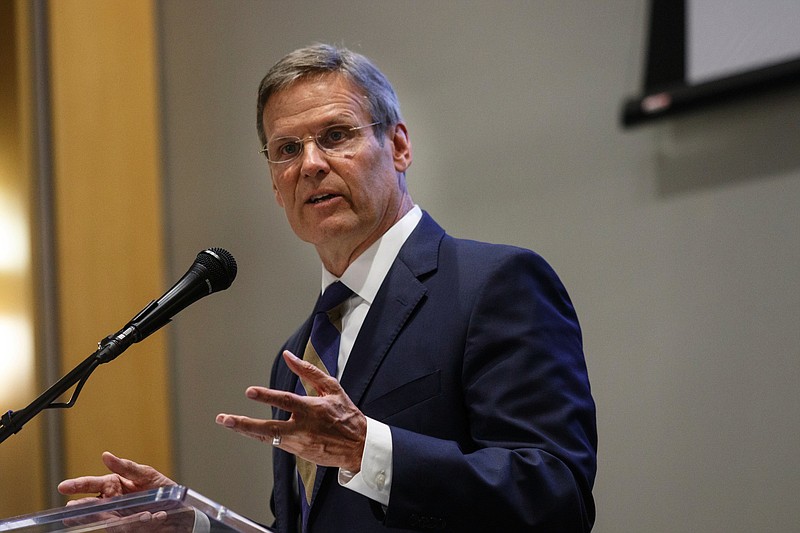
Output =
[
  {"x1": 58, "y1": 452, "x2": 176, "y2": 503},
  {"x1": 216, "y1": 350, "x2": 367, "y2": 473},
  {"x1": 55, "y1": 453, "x2": 182, "y2": 532}
]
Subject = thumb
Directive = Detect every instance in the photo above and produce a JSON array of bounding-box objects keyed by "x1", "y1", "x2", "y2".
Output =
[
  {"x1": 101, "y1": 451, "x2": 175, "y2": 489},
  {"x1": 101, "y1": 452, "x2": 149, "y2": 482}
]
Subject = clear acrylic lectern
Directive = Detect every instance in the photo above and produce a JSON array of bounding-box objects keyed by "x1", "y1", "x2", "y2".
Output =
[{"x1": 0, "y1": 485, "x2": 273, "y2": 532}]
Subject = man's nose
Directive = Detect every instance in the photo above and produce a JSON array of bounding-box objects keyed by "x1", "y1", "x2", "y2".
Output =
[{"x1": 299, "y1": 138, "x2": 330, "y2": 177}]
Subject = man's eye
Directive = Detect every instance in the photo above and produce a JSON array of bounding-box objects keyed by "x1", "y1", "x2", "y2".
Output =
[
  {"x1": 321, "y1": 127, "x2": 351, "y2": 146},
  {"x1": 279, "y1": 142, "x2": 301, "y2": 156}
]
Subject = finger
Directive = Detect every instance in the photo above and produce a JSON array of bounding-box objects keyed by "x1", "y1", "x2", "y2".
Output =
[
  {"x1": 282, "y1": 350, "x2": 321, "y2": 378},
  {"x1": 216, "y1": 413, "x2": 279, "y2": 434},
  {"x1": 99, "y1": 512, "x2": 152, "y2": 533},
  {"x1": 235, "y1": 380, "x2": 323, "y2": 417},
  {"x1": 57, "y1": 475, "x2": 113, "y2": 496},
  {"x1": 243, "y1": 386, "x2": 310, "y2": 413},
  {"x1": 63, "y1": 496, "x2": 103, "y2": 506},
  {"x1": 101, "y1": 452, "x2": 146, "y2": 481},
  {"x1": 215, "y1": 413, "x2": 296, "y2": 445},
  {"x1": 282, "y1": 350, "x2": 342, "y2": 395}
]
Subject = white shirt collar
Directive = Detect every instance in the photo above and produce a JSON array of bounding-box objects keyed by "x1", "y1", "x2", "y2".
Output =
[{"x1": 321, "y1": 205, "x2": 422, "y2": 304}]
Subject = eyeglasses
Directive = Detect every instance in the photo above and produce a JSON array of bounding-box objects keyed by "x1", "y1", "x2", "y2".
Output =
[{"x1": 259, "y1": 122, "x2": 381, "y2": 164}]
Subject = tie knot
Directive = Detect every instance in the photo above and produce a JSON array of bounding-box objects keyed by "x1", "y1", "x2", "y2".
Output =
[{"x1": 315, "y1": 281, "x2": 353, "y2": 313}]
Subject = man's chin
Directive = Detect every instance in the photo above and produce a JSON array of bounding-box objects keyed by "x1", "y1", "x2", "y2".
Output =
[{"x1": 296, "y1": 214, "x2": 360, "y2": 246}]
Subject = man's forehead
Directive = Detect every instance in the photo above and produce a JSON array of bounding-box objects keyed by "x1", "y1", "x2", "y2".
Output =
[
  {"x1": 263, "y1": 73, "x2": 369, "y2": 127},
  {"x1": 262, "y1": 75, "x2": 371, "y2": 137}
]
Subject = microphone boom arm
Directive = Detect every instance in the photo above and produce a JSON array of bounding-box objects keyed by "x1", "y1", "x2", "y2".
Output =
[{"x1": 0, "y1": 334, "x2": 131, "y2": 444}]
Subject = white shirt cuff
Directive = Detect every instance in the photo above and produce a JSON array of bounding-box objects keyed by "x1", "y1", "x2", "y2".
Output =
[{"x1": 338, "y1": 417, "x2": 392, "y2": 506}]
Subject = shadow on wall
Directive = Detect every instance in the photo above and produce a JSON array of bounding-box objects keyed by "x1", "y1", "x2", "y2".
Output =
[{"x1": 652, "y1": 86, "x2": 800, "y2": 196}]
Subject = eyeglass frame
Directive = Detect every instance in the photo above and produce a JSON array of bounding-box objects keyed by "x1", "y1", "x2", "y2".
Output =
[{"x1": 258, "y1": 121, "x2": 382, "y2": 164}]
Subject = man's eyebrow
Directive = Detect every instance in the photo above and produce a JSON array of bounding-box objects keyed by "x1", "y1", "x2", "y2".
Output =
[
  {"x1": 269, "y1": 113, "x2": 362, "y2": 138},
  {"x1": 318, "y1": 113, "x2": 361, "y2": 126}
]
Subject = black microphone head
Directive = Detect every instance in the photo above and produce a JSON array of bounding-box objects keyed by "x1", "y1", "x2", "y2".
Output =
[
  {"x1": 121, "y1": 247, "x2": 237, "y2": 344},
  {"x1": 195, "y1": 247, "x2": 238, "y2": 292}
]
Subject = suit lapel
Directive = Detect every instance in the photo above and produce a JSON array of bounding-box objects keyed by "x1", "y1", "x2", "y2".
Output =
[{"x1": 340, "y1": 212, "x2": 444, "y2": 406}]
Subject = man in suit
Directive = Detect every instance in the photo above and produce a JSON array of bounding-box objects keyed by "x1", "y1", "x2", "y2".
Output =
[{"x1": 59, "y1": 44, "x2": 597, "y2": 532}]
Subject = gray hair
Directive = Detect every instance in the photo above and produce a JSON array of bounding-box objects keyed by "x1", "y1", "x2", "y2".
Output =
[{"x1": 256, "y1": 43, "x2": 403, "y2": 147}]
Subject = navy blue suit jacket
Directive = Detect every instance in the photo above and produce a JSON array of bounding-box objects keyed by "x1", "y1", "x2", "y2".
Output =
[{"x1": 269, "y1": 213, "x2": 597, "y2": 532}]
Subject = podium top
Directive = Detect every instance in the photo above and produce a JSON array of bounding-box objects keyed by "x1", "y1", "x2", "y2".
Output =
[{"x1": 0, "y1": 486, "x2": 273, "y2": 533}]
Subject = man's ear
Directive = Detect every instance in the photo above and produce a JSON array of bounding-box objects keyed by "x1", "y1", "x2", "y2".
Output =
[{"x1": 390, "y1": 122, "x2": 412, "y2": 173}]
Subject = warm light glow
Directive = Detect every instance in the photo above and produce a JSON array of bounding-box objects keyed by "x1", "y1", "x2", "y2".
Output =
[
  {"x1": 0, "y1": 315, "x2": 34, "y2": 407},
  {"x1": 0, "y1": 191, "x2": 30, "y2": 273}
]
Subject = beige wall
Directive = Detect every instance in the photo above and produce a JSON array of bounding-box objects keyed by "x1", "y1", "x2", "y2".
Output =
[{"x1": 47, "y1": 0, "x2": 172, "y2": 484}]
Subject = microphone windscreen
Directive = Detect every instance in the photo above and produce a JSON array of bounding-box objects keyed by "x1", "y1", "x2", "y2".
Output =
[{"x1": 196, "y1": 248, "x2": 238, "y2": 292}]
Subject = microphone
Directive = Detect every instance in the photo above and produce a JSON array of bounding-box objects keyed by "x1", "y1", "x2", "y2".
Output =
[{"x1": 98, "y1": 247, "x2": 237, "y2": 361}]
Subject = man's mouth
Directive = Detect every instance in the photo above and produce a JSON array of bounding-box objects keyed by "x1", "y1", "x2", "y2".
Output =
[{"x1": 308, "y1": 193, "x2": 337, "y2": 204}]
